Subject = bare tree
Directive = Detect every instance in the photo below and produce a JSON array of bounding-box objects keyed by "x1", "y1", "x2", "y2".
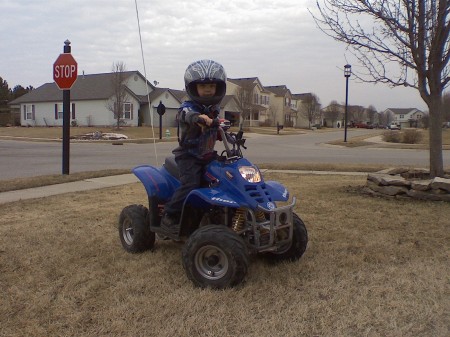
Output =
[
  {"x1": 106, "y1": 62, "x2": 129, "y2": 130},
  {"x1": 267, "y1": 100, "x2": 280, "y2": 126},
  {"x1": 235, "y1": 83, "x2": 254, "y2": 128},
  {"x1": 348, "y1": 105, "x2": 366, "y2": 123},
  {"x1": 312, "y1": 0, "x2": 449, "y2": 177},
  {"x1": 300, "y1": 93, "x2": 321, "y2": 128},
  {"x1": 325, "y1": 100, "x2": 342, "y2": 126},
  {"x1": 367, "y1": 105, "x2": 377, "y2": 125}
]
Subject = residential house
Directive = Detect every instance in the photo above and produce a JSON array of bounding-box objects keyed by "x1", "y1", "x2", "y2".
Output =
[
  {"x1": 322, "y1": 103, "x2": 345, "y2": 128},
  {"x1": 226, "y1": 77, "x2": 271, "y2": 126},
  {"x1": 10, "y1": 71, "x2": 183, "y2": 128},
  {"x1": 265, "y1": 85, "x2": 297, "y2": 127},
  {"x1": 292, "y1": 93, "x2": 321, "y2": 128},
  {"x1": 383, "y1": 108, "x2": 424, "y2": 128}
]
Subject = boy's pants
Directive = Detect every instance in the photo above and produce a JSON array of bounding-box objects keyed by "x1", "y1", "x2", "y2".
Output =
[{"x1": 163, "y1": 154, "x2": 204, "y2": 216}]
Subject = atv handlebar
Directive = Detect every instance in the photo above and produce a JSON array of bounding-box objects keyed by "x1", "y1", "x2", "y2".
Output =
[{"x1": 219, "y1": 127, "x2": 247, "y2": 159}]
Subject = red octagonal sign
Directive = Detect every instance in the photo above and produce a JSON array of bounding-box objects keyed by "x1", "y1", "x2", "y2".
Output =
[{"x1": 53, "y1": 53, "x2": 78, "y2": 90}]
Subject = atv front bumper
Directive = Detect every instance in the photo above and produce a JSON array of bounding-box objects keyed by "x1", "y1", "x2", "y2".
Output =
[{"x1": 245, "y1": 197, "x2": 296, "y2": 253}]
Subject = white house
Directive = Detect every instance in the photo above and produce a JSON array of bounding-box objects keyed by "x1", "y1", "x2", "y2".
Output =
[
  {"x1": 383, "y1": 108, "x2": 425, "y2": 128},
  {"x1": 10, "y1": 71, "x2": 183, "y2": 128}
]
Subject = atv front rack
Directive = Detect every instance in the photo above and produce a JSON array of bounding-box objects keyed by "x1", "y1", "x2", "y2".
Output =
[{"x1": 239, "y1": 197, "x2": 296, "y2": 253}]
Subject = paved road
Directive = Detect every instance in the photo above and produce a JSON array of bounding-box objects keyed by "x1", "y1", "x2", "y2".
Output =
[{"x1": 1, "y1": 129, "x2": 449, "y2": 179}]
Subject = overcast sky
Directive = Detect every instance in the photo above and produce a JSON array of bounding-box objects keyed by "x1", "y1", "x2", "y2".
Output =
[{"x1": 1, "y1": 0, "x2": 427, "y2": 111}]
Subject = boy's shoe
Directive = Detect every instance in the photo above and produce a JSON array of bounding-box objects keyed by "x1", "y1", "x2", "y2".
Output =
[{"x1": 158, "y1": 213, "x2": 180, "y2": 240}]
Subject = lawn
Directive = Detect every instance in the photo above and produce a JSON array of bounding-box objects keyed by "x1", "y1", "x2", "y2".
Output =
[{"x1": 1, "y1": 172, "x2": 448, "y2": 336}]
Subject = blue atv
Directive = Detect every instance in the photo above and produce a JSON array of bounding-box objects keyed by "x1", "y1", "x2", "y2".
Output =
[{"x1": 118, "y1": 128, "x2": 308, "y2": 289}]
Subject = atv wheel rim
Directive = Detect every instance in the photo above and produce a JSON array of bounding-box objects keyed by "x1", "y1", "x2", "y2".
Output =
[
  {"x1": 194, "y1": 245, "x2": 229, "y2": 280},
  {"x1": 122, "y1": 219, "x2": 134, "y2": 245}
]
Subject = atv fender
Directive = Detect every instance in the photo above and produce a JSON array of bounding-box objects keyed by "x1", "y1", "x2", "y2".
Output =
[
  {"x1": 264, "y1": 181, "x2": 289, "y2": 201},
  {"x1": 184, "y1": 188, "x2": 240, "y2": 209},
  {"x1": 132, "y1": 165, "x2": 178, "y2": 201}
]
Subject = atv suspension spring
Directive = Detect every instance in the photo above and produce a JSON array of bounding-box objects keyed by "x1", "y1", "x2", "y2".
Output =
[
  {"x1": 231, "y1": 208, "x2": 247, "y2": 232},
  {"x1": 255, "y1": 209, "x2": 266, "y2": 222}
]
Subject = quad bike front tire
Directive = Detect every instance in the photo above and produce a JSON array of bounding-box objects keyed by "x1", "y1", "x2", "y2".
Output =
[
  {"x1": 264, "y1": 213, "x2": 308, "y2": 262},
  {"x1": 182, "y1": 225, "x2": 249, "y2": 289},
  {"x1": 118, "y1": 204, "x2": 155, "y2": 253}
]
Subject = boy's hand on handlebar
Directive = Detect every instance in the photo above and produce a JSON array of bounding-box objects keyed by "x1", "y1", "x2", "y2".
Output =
[
  {"x1": 197, "y1": 115, "x2": 219, "y2": 127},
  {"x1": 197, "y1": 114, "x2": 213, "y2": 126}
]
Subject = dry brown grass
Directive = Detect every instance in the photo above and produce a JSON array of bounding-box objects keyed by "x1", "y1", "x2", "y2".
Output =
[{"x1": 1, "y1": 173, "x2": 448, "y2": 336}]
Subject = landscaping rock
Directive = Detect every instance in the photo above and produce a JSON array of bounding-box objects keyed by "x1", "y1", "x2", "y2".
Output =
[
  {"x1": 366, "y1": 169, "x2": 450, "y2": 202},
  {"x1": 430, "y1": 177, "x2": 450, "y2": 193},
  {"x1": 410, "y1": 180, "x2": 432, "y2": 191}
]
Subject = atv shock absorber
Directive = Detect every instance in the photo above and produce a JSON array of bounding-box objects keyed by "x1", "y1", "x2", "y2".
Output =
[
  {"x1": 255, "y1": 209, "x2": 266, "y2": 222},
  {"x1": 231, "y1": 207, "x2": 247, "y2": 232}
]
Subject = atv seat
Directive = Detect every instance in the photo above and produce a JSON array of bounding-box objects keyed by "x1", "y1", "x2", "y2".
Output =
[{"x1": 164, "y1": 157, "x2": 180, "y2": 179}]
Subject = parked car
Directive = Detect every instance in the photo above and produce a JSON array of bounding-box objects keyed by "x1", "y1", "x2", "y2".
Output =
[
  {"x1": 354, "y1": 122, "x2": 368, "y2": 128},
  {"x1": 389, "y1": 123, "x2": 400, "y2": 130},
  {"x1": 219, "y1": 118, "x2": 231, "y2": 130}
]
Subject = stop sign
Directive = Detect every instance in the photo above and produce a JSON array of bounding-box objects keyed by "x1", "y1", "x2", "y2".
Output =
[{"x1": 53, "y1": 53, "x2": 78, "y2": 90}]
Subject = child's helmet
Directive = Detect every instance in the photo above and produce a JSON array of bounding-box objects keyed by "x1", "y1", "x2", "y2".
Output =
[{"x1": 184, "y1": 59, "x2": 227, "y2": 106}]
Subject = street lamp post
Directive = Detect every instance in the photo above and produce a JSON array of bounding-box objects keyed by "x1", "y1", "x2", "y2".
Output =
[{"x1": 344, "y1": 64, "x2": 351, "y2": 142}]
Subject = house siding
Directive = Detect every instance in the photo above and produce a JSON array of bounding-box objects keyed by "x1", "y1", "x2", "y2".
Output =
[{"x1": 21, "y1": 97, "x2": 141, "y2": 127}]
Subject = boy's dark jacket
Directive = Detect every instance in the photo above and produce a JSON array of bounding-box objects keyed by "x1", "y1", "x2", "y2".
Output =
[{"x1": 174, "y1": 101, "x2": 221, "y2": 160}]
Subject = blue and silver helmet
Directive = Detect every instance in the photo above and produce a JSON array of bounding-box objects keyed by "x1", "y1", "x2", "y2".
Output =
[{"x1": 184, "y1": 59, "x2": 227, "y2": 106}]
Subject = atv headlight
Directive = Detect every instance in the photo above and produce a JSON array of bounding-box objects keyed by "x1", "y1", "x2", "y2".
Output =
[{"x1": 239, "y1": 166, "x2": 261, "y2": 183}]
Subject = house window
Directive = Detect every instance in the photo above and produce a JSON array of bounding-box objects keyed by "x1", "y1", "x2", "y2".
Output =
[
  {"x1": 54, "y1": 103, "x2": 75, "y2": 119},
  {"x1": 124, "y1": 102, "x2": 132, "y2": 119},
  {"x1": 57, "y1": 103, "x2": 63, "y2": 119},
  {"x1": 400, "y1": 114, "x2": 404, "y2": 119},
  {"x1": 23, "y1": 104, "x2": 35, "y2": 120},
  {"x1": 254, "y1": 93, "x2": 258, "y2": 104}
]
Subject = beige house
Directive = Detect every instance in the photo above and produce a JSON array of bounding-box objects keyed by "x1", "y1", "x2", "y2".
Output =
[
  {"x1": 226, "y1": 77, "x2": 271, "y2": 127},
  {"x1": 264, "y1": 85, "x2": 297, "y2": 127}
]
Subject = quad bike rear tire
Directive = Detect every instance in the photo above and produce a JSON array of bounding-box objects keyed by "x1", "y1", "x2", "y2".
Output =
[
  {"x1": 264, "y1": 213, "x2": 308, "y2": 262},
  {"x1": 118, "y1": 204, "x2": 155, "y2": 253},
  {"x1": 182, "y1": 225, "x2": 249, "y2": 289}
]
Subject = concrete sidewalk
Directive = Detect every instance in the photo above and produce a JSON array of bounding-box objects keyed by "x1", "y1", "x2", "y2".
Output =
[
  {"x1": 0, "y1": 174, "x2": 139, "y2": 204},
  {"x1": 0, "y1": 170, "x2": 367, "y2": 204}
]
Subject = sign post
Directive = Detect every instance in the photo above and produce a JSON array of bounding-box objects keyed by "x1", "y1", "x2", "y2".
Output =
[
  {"x1": 53, "y1": 40, "x2": 77, "y2": 175},
  {"x1": 156, "y1": 101, "x2": 166, "y2": 139}
]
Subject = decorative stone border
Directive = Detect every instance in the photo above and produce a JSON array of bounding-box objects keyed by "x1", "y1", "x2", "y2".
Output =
[{"x1": 365, "y1": 168, "x2": 450, "y2": 202}]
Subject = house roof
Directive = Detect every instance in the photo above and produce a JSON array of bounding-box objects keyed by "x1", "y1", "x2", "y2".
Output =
[
  {"x1": 227, "y1": 77, "x2": 271, "y2": 93},
  {"x1": 9, "y1": 71, "x2": 150, "y2": 104},
  {"x1": 386, "y1": 108, "x2": 419, "y2": 114},
  {"x1": 292, "y1": 93, "x2": 312, "y2": 101},
  {"x1": 265, "y1": 85, "x2": 290, "y2": 97},
  {"x1": 138, "y1": 87, "x2": 182, "y2": 105},
  {"x1": 227, "y1": 77, "x2": 258, "y2": 88},
  {"x1": 170, "y1": 89, "x2": 187, "y2": 101}
]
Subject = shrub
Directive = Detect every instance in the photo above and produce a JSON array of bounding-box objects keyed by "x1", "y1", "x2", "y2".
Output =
[
  {"x1": 402, "y1": 129, "x2": 423, "y2": 144},
  {"x1": 382, "y1": 131, "x2": 401, "y2": 143}
]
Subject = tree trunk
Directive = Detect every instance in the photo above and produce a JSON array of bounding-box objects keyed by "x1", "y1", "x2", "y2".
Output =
[{"x1": 428, "y1": 96, "x2": 444, "y2": 178}]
